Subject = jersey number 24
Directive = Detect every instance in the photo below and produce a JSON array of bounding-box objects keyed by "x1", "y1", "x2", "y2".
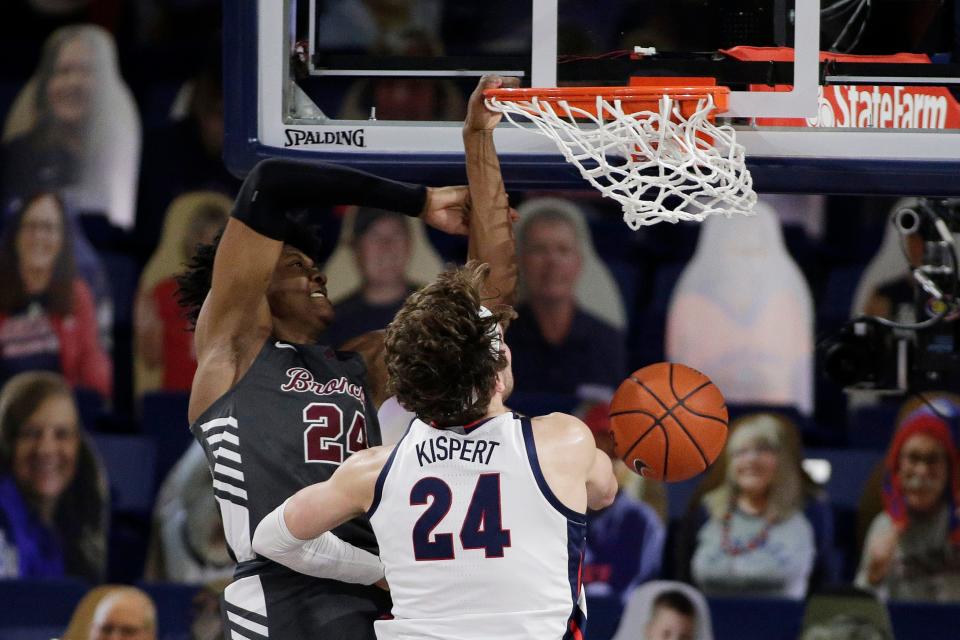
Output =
[
  {"x1": 411, "y1": 473, "x2": 512, "y2": 561},
  {"x1": 302, "y1": 402, "x2": 367, "y2": 464}
]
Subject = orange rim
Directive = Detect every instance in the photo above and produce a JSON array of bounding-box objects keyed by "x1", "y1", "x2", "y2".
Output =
[{"x1": 484, "y1": 85, "x2": 729, "y2": 119}]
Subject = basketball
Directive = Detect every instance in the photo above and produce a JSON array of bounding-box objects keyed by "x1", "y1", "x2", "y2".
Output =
[{"x1": 610, "y1": 362, "x2": 728, "y2": 482}]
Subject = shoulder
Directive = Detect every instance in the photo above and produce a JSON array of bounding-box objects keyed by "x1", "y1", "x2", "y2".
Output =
[
  {"x1": 339, "y1": 445, "x2": 391, "y2": 483},
  {"x1": 532, "y1": 411, "x2": 592, "y2": 439},
  {"x1": 531, "y1": 412, "x2": 596, "y2": 464}
]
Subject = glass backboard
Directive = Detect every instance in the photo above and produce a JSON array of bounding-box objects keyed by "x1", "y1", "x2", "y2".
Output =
[{"x1": 224, "y1": 0, "x2": 960, "y2": 195}]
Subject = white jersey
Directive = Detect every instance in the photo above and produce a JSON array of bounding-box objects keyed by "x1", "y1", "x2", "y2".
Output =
[{"x1": 369, "y1": 412, "x2": 588, "y2": 640}]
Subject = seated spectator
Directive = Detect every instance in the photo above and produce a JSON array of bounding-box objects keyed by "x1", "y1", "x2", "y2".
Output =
[
  {"x1": 0, "y1": 193, "x2": 111, "y2": 396},
  {"x1": 135, "y1": 45, "x2": 240, "y2": 257},
  {"x1": 612, "y1": 580, "x2": 713, "y2": 640},
  {"x1": 89, "y1": 586, "x2": 157, "y2": 640},
  {"x1": 509, "y1": 197, "x2": 627, "y2": 399},
  {"x1": 679, "y1": 413, "x2": 817, "y2": 599},
  {"x1": 799, "y1": 587, "x2": 893, "y2": 640},
  {"x1": 2, "y1": 190, "x2": 111, "y2": 349},
  {"x1": 144, "y1": 442, "x2": 234, "y2": 584},
  {"x1": 134, "y1": 192, "x2": 230, "y2": 398},
  {"x1": 855, "y1": 393, "x2": 960, "y2": 553},
  {"x1": 0, "y1": 371, "x2": 107, "y2": 581},
  {"x1": 855, "y1": 405, "x2": 960, "y2": 601},
  {"x1": 582, "y1": 403, "x2": 665, "y2": 604},
  {"x1": 2, "y1": 24, "x2": 140, "y2": 230},
  {"x1": 643, "y1": 590, "x2": 699, "y2": 640},
  {"x1": 62, "y1": 585, "x2": 156, "y2": 640},
  {"x1": 666, "y1": 200, "x2": 814, "y2": 415},
  {"x1": 321, "y1": 205, "x2": 445, "y2": 345},
  {"x1": 323, "y1": 207, "x2": 417, "y2": 346}
]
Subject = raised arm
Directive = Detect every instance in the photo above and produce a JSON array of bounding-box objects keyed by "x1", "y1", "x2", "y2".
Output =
[
  {"x1": 464, "y1": 75, "x2": 519, "y2": 308},
  {"x1": 197, "y1": 159, "x2": 430, "y2": 348},
  {"x1": 189, "y1": 159, "x2": 438, "y2": 419}
]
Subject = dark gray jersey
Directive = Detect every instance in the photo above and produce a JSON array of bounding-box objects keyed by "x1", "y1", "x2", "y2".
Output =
[{"x1": 190, "y1": 338, "x2": 382, "y2": 565}]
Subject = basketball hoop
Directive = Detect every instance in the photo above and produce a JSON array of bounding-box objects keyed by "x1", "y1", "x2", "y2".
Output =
[{"x1": 484, "y1": 85, "x2": 757, "y2": 227}]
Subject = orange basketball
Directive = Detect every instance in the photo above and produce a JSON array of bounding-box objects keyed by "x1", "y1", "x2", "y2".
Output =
[{"x1": 610, "y1": 362, "x2": 728, "y2": 482}]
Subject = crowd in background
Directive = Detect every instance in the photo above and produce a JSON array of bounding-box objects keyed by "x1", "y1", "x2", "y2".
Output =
[{"x1": 0, "y1": 1, "x2": 959, "y2": 639}]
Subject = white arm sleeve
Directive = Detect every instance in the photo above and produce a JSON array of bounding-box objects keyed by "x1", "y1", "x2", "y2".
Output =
[{"x1": 252, "y1": 498, "x2": 385, "y2": 585}]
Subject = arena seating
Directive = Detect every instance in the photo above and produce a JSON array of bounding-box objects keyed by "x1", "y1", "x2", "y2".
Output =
[
  {"x1": 140, "y1": 391, "x2": 194, "y2": 487},
  {"x1": 0, "y1": 580, "x2": 196, "y2": 640},
  {"x1": 92, "y1": 434, "x2": 158, "y2": 583},
  {"x1": 3, "y1": 25, "x2": 960, "y2": 635},
  {"x1": 806, "y1": 447, "x2": 884, "y2": 579}
]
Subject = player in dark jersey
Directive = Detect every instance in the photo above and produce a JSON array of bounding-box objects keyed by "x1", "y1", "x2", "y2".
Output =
[{"x1": 177, "y1": 76, "x2": 518, "y2": 640}]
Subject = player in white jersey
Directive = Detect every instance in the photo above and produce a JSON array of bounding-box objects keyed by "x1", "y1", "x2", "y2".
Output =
[{"x1": 253, "y1": 262, "x2": 618, "y2": 640}]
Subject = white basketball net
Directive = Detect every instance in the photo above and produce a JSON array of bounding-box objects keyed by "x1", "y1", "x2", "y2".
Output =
[{"x1": 486, "y1": 93, "x2": 758, "y2": 227}]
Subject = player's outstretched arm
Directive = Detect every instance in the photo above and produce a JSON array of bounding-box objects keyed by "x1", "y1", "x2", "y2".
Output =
[
  {"x1": 464, "y1": 75, "x2": 519, "y2": 309},
  {"x1": 190, "y1": 159, "x2": 467, "y2": 419},
  {"x1": 329, "y1": 82, "x2": 517, "y2": 414},
  {"x1": 532, "y1": 413, "x2": 618, "y2": 513},
  {"x1": 585, "y1": 443, "x2": 618, "y2": 512},
  {"x1": 200, "y1": 159, "x2": 434, "y2": 344},
  {"x1": 252, "y1": 446, "x2": 390, "y2": 583}
]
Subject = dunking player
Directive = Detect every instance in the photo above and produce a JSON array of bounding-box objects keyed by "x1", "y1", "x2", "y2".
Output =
[
  {"x1": 254, "y1": 262, "x2": 619, "y2": 640},
  {"x1": 177, "y1": 76, "x2": 518, "y2": 639}
]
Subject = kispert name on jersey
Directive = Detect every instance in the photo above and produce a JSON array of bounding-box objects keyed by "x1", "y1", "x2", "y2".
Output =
[
  {"x1": 369, "y1": 412, "x2": 588, "y2": 640},
  {"x1": 189, "y1": 340, "x2": 385, "y2": 636},
  {"x1": 415, "y1": 434, "x2": 500, "y2": 466}
]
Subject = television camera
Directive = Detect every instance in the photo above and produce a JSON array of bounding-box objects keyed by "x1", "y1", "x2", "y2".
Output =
[{"x1": 819, "y1": 198, "x2": 960, "y2": 394}]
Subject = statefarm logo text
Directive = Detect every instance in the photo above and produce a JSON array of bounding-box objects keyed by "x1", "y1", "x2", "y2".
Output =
[
  {"x1": 805, "y1": 85, "x2": 951, "y2": 129},
  {"x1": 752, "y1": 85, "x2": 960, "y2": 129}
]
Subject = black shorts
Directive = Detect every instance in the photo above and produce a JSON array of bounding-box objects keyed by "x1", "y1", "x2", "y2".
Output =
[{"x1": 221, "y1": 569, "x2": 391, "y2": 640}]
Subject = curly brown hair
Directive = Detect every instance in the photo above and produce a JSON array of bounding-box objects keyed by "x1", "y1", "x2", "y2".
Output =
[{"x1": 385, "y1": 262, "x2": 516, "y2": 427}]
